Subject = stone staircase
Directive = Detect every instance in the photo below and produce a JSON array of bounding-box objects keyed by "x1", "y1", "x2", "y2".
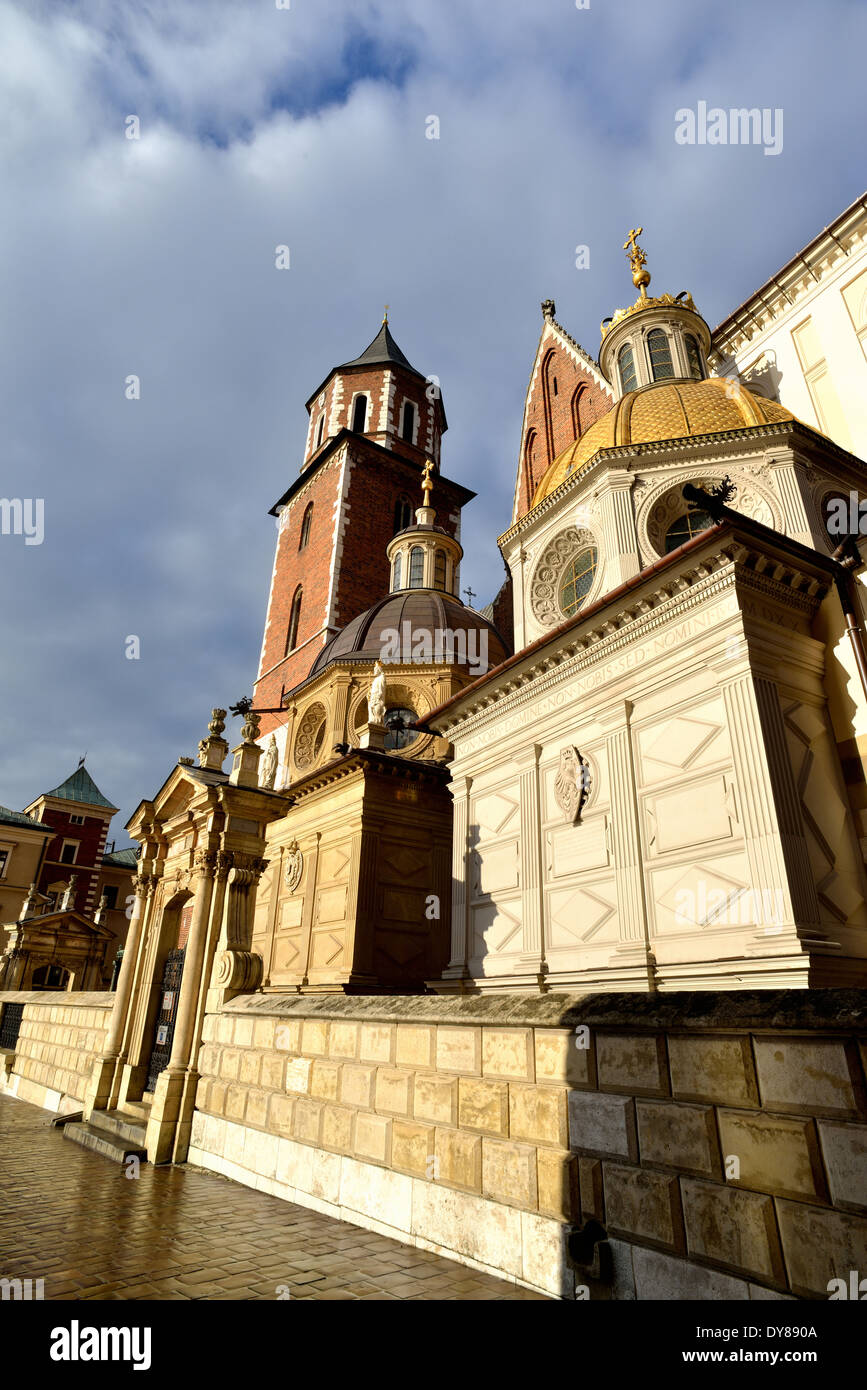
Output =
[{"x1": 63, "y1": 1105, "x2": 149, "y2": 1165}]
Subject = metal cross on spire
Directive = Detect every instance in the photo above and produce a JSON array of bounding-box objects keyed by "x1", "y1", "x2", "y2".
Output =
[{"x1": 464, "y1": 586, "x2": 476, "y2": 606}]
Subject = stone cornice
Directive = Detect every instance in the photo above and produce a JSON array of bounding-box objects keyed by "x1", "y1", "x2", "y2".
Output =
[{"x1": 432, "y1": 540, "x2": 828, "y2": 744}]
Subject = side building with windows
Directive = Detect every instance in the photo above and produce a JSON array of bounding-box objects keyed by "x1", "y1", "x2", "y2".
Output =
[{"x1": 709, "y1": 191, "x2": 867, "y2": 462}]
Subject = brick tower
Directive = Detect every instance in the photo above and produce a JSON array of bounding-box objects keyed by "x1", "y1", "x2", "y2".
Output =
[{"x1": 253, "y1": 316, "x2": 475, "y2": 734}]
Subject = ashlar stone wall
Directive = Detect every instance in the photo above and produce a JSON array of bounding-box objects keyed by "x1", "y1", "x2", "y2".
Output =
[
  {"x1": 0, "y1": 992, "x2": 113, "y2": 1112},
  {"x1": 188, "y1": 991, "x2": 867, "y2": 1300}
]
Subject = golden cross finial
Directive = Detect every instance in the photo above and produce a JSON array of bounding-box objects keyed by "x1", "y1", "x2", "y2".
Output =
[
  {"x1": 623, "y1": 227, "x2": 650, "y2": 297},
  {"x1": 421, "y1": 458, "x2": 434, "y2": 508},
  {"x1": 382, "y1": 304, "x2": 389, "y2": 324}
]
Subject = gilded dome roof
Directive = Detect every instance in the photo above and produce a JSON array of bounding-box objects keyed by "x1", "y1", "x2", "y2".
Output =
[{"x1": 531, "y1": 378, "x2": 798, "y2": 508}]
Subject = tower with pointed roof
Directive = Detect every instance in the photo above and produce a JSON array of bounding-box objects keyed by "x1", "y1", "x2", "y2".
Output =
[
  {"x1": 254, "y1": 317, "x2": 475, "y2": 734},
  {"x1": 24, "y1": 765, "x2": 120, "y2": 918}
]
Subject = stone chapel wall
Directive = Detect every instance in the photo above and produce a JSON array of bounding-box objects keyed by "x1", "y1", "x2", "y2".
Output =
[{"x1": 0, "y1": 991, "x2": 113, "y2": 1112}]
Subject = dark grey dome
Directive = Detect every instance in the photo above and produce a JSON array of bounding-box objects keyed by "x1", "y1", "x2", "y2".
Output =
[{"x1": 309, "y1": 591, "x2": 508, "y2": 678}]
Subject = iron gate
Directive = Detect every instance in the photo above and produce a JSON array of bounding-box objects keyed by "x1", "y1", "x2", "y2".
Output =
[{"x1": 145, "y1": 948, "x2": 185, "y2": 1092}]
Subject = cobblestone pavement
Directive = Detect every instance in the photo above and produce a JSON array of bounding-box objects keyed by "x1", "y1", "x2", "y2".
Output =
[{"x1": 0, "y1": 1096, "x2": 549, "y2": 1300}]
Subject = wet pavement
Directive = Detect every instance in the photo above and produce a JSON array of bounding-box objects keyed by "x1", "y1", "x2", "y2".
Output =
[{"x1": 0, "y1": 1095, "x2": 549, "y2": 1300}]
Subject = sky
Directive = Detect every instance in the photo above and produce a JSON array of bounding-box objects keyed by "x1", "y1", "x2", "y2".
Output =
[{"x1": 1, "y1": 0, "x2": 865, "y2": 842}]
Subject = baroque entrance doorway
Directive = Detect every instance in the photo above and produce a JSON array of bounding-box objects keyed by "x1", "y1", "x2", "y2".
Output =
[{"x1": 145, "y1": 947, "x2": 185, "y2": 1092}]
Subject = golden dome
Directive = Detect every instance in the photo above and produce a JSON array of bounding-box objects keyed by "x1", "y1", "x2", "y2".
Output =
[{"x1": 531, "y1": 378, "x2": 798, "y2": 508}]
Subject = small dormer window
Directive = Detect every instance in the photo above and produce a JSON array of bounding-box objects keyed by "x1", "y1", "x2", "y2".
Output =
[
  {"x1": 352, "y1": 395, "x2": 368, "y2": 432},
  {"x1": 618, "y1": 343, "x2": 637, "y2": 394},
  {"x1": 401, "y1": 401, "x2": 415, "y2": 442},
  {"x1": 647, "y1": 329, "x2": 674, "y2": 381},
  {"x1": 685, "y1": 334, "x2": 704, "y2": 380}
]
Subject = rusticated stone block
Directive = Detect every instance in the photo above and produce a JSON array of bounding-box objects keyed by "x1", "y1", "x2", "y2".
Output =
[
  {"x1": 636, "y1": 1100, "x2": 721, "y2": 1179},
  {"x1": 301, "y1": 1019, "x2": 329, "y2": 1058},
  {"x1": 340, "y1": 1064, "x2": 376, "y2": 1110},
  {"x1": 225, "y1": 1084, "x2": 247, "y2": 1123},
  {"x1": 776, "y1": 1199, "x2": 867, "y2": 1298},
  {"x1": 391, "y1": 1120, "x2": 436, "y2": 1178},
  {"x1": 596, "y1": 1033, "x2": 667, "y2": 1096},
  {"x1": 195, "y1": 1079, "x2": 211, "y2": 1113},
  {"x1": 482, "y1": 1028, "x2": 534, "y2": 1081},
  {"x1": 284, "y1": 1057, "x2": 314, "y2": 1095},
  {"x1": 260, "y1": 1053, "x2": 285, "y2": 1092},
  {"x1": 321, "y1": 1103, "x2": 354, "y2": 1155},
  {"x1": 509, "y1": 1085, "x2": 568, "y2": 1148},
  {"x1": 354, "y1": 1111, "x2": 392, "y2": 1165},
  {"x1": 215, "y1": 1015, "x2": 235, "y2": 1045},
  {"x1": 269, "y1": 1092, "x2": 295, "y2": 1137},
  {"x1": 717, "y1": 1109, "x2": 826, "y2": 1202},
  {"x1": 458, "y1": 1078, "x2": 509, "y2": 1136},
  {"x1": 310, "y1": 1059, "x2": 341, "y2": 1102},
  {"x1": 681, "y1": 1178, "x2": 785, "y2": 1284},
  {"x1": 374, "y1": 1068, "x2": 413, "y2": 1117},
  {"x1": 246, "y1": 1088, "x2": 269, "y2": 1129},
  {"x1": 197, "y1": 1045, "x2": 217, "y2": 1077},
  {"x1": 631, "y1": 1247, "x2": 750, "y2": 1301},
  {"x1": 603, "y1": 1164, "x2": 684, "y2": 1252},
  {"x1": 668, "y1": 1034, "x2": 759, "y2": 1107},
  {"x1": 753, "y1": 1038, "x2": 863, "y2": 1119},
  {"x1": 359, "y1": 1023, "x2": 394, "y2": 1064},
  {"x1": 534, "y1": 1028, "x2": 594, "y2": 1087},
  {"x1": 395, "y1": 1025, "x2": 436, "y2": 1070},
  {"x1": 328, "y1": 1021, "x2": 359, "y2": 1059},
  {"x1": 537, "y1": 1150, "x2": 580, "y2": 1220},
  {"x1": 239, "y1": 1050, "x2": 262, "y2": 1086},
  {"x1": 201, "y1": 1015, "x2": 217, "y2": 1044},
  {"x1": 568, "y1": 1091, "x2": 638, "y2": 1160},
  {"x1": 482, "y1": 1139, "x2": 538, "y2": 1210},
  {"x1": 274, "y1": 1020, "x2": 301, "y2": 1053},
  {"x1": 434, "y1": 1127, "x2": 481, "y2": 1192},
  {"x1": 414, "y1": 1074, "x2": 458, "y2": 1126},
  {"x1": 292, "y1": 1099, "x2": 322, "y2": 1145},
  {"x1": 817, "y1": 1121, "x2": 867, "y2": 1211},
  {"x1": 579, "y1": 1157, "x2": 604, "y2": 1220},
  {"x1": 219, "y1": 1048, "x2": 241, "y2": 1081},
  {"x1": 208, "y1": 1080, "x2": 228, "y2": 1118},
  {"x1": 233, "y1": 1016, "x2": 254, "y2": 1048},
  {"x1": 436, "y1": 1026, "x2": 482, "y2": 1075},
  {"x1": 252, "y1": 1018, "x2": 276, "y2": 1049}
]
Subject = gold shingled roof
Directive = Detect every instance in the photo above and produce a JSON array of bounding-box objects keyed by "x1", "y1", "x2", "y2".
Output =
[{"x1": 531, "y1": 378, "x2": 797, "y2": 508}]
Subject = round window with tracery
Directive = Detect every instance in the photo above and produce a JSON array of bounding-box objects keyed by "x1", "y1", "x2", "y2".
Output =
[
  {"x1": 558, "y1": 547, "x2": 598, "y2": 616},
  {"x1": 294, "y1": 703, "x2": 327, "y2": 770}
]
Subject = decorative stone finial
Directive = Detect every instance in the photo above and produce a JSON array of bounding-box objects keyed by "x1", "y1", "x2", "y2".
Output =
[
  {"x1": 241, "y1": 709, "x2": 261, "y2": 744},
  {"x1": 61, "y1": 875, "x2": 78, "y2": 912},
  {"x1": 541, "y1": 299, "x2": 556, "y2": 319},
  {"x1": 198, "y1": 706, "x2": 229, "y2": 771}
]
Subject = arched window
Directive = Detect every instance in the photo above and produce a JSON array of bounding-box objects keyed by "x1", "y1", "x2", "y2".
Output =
[
  {"x1": 285, "y1": 587, "x2": 302, "y2": 654},
  {"x1": 351, "y1": 395, "x2": 368, "y2": 432},
  {"x1": 618, "y1": 343, "x2": 638, "y2": 394},
  {"x1": 647, "y1": 329, "x2": 674, "y2": 381},
  {"x1": 315, "y1": 415, "x2": 325, "y2": 449},
  {"x1": 552, "y1": 377, "x2": 558, "y2": 396},
  {"x1": 401, "y1": 401, "x2": 416, "y2": 442},
  {"x1": 409, "y1": 546, "x2": 424, "y2": 588},
  {"x1": 559, "y1": 547, "x2": 598, "y2": 616},
  {"x1": 571, "y1": 386, "x2": 585, "y2": 437},
  {"x1": 393, "y1": 494, "x2": 413, "y2": 534},
  {"x1": 685, "y1": 334, "x2": 704, "y2": 380},
  {"x1": 299, "y1": 503, "x2": 313, "y2": 550},
  {"x1": 434, "y1": 549, "x2": 446, "y2": 590},
  {"x1": 665, "y1": 509, "x2": 714, "y2": 552},
  {"x1": 32, "y1": 963, "x2": 70, "y2": 991},
  {"x1": 384, "y1": 707, "x2": 419, "y2": 752},
  {"x1": 392, "y1": 552, "x2": 402, "y2": 591}
]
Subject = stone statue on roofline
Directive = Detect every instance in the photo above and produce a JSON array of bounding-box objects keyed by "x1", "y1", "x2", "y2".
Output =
[{"x1": 368, "y1": 660, "x2": 387, "y2": 727}]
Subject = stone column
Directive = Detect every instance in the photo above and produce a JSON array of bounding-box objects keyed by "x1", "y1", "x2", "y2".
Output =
[
  {"x1": 85, "y1": 872, "x2": 155, "y2": 1115},
  {"x1": 603, "y1": 702, "x2": 656, "y2": 989},
  {"x1": 720, "y1": 670, "x2": 821, "y2": 933},
  {"x1": 145, "y1": 850, "x2": 217, "y2": 1163},
  {"x1": 765, "y1": 447, "x2": 815, "y2": 546},
  {"x1": 516, "y1": 744, "x2": 547, "y2": 986},
  {"x1": 440, "y1": 774, "x2": 472, "y2": 987},
  {"x1": 598, "y1": 470, "x2": 640, "y2": 587}
]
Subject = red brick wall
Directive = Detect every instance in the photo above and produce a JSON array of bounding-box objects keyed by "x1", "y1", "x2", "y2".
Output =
[
  {"x1": 304, "y1": 365, "x2": 445, "y2": 471},
  {"x1": 515, "y1": 340, "x2": 612, "y2": 518},
  {"x1": 37, "y1": 808, "x2": 112, "y2": 914}
]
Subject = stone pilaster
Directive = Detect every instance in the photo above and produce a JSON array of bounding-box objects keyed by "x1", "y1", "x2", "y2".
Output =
[
  {"x1": 599, "y1": 470, "x2": 640, "y2": 587},
  {"x1": 439, "y1": 775, "x2": 472, "y2": 987},
  {"x1": 516, "y1": 744, "x2": 547, "y2": 984},
  {"x1": 603, "y1": 702, "x2": 656, "y2": 989}
]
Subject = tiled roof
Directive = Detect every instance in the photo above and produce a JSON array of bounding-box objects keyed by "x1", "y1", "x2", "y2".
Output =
[{"x1": 0, "y1": 804, "x2": 52, "y2": 832}]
